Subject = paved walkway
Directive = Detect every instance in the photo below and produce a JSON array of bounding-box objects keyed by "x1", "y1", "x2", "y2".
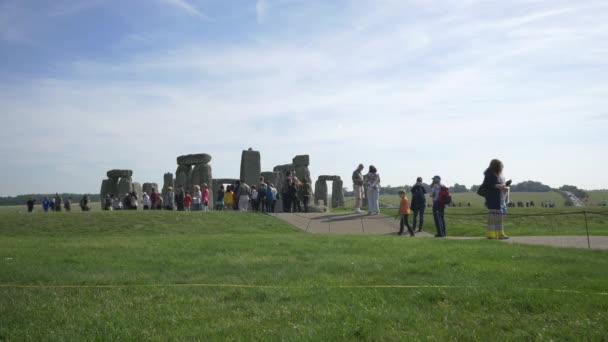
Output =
[
  {"x1": 270, "y1": 212, "x2": 433, "y2": 236},
  {"x1": 270, "y1": 212, "x2": 608, "y2": 249}
]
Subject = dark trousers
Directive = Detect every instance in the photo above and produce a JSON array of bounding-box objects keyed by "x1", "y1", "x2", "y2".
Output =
[
  {"x1": 292, "y1": 196, "x2": 300, "y2": 212},
  {"x1": 303, "y1": 195, "x2": 310, "y2": 213},
  {"x1": 432, "y1": 202, "x2": 447, "y2": 237},
  {"x1": 259, "y1": 195, "x2": 266, "y2": 212},
  {"x1": 283, "y1": 194, "x2": 292, "y2": 212},
  {"x1": 412, "y1": 206, "x2": 425, "y2": 230},
  {"x1": 399, "y1": 214, "x2": 414, "y2": 235}
]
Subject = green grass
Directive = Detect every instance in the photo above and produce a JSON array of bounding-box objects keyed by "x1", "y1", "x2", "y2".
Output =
[
  {"x1": 588, "y1": 190, "x2": 608, "y2": 206},
  {"x1": 379, "y1": 207, "x2": 608, "y2": 237},
  {"x1": 1, "y1": 211, "x2": 608, "y2": 340}
]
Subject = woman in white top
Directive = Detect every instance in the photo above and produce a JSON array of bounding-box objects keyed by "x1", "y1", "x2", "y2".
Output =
[
  {"x1": 193, "y1": 185, "x2": 202, "y2": 211},
  {"x1": 365, "y1": 165, "x2": 381, "y2": 215}
]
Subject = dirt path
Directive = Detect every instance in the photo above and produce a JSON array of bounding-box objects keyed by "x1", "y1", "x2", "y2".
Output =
[{"x1": 270, "y1": 212, "x2": 608, "y2": 249}]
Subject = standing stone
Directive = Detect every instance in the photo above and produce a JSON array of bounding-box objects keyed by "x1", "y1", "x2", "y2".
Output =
[
  {"x1": 106, "y1": 177, "x2": 119, "y2": 197},
  {"x1": 240, "y1": 148, "x2": 261, "y2": 186},
  {"x1": 107, "y1": 170, "x2": 133, "y2": 178},
  {"x1": 117, "y1": 177, "x2": 132, "y2": 196},
  {"x1": 331, "y1": 179, "x2": 345, "y2": 208},
  {"x1": 142, "y1": 183, "x2": 159, "y2": 195},
  {"x1": 191, "y1": 163, "x2": 213, "y2": 193},
  {"x1": 314, "y1": 179, "x2": 328, "y2": 206},
  {"x1": 162, "y1": 173, "x2": 174, "y2": 195},
  {"x1": 175, "y1": 165, "x2": 192, "y2": 191}
]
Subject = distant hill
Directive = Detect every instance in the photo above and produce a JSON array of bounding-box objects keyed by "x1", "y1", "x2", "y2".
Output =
[{"x1": 0, "y1": 194, "x2": 100, "y2": 206}]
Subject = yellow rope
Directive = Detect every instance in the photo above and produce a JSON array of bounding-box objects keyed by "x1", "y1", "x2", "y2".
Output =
[{"x1": 0, "y1": 283, "x2": 606, "y2": 296}]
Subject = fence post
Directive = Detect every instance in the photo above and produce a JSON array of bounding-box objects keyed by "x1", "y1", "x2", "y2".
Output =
[{"x1": 583, "y1": 210, "x2": 591, "y2": 249}]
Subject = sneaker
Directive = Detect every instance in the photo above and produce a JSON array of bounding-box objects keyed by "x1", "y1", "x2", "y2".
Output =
[
  {"x1": 416, "y1": 229, "x2": 422, "y2": 233},
  {"x1": 374, "y1": 212, "x2": 380, "y2": 215},
  {"x1": 354, "y1": 208, "x2": 362, "y2": 213},
  {"x1": 367, "y1": 212, "x2": 372, "y2": 215}
]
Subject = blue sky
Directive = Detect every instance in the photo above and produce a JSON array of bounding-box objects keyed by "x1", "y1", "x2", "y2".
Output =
[{"x1": 1, "y1": 0, "x2": 607, "y2": 196}]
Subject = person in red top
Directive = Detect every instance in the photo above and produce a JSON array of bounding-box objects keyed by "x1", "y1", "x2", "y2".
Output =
[
  {"x1": 398, "y1": 190, "x2": 415, "y2": 236},
  {"x1": 184, "y1": 191, "x2": 193, "y2": 211}
]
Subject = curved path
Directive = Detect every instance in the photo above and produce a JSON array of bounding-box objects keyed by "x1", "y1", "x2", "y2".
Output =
[{"x1": 270, "y1": 212, "x2": 608, "y2": 250}]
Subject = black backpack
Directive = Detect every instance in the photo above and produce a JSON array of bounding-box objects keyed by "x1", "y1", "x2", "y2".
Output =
[{"x1": 412, "y1": 185, "x2": 425, "y2": 204}]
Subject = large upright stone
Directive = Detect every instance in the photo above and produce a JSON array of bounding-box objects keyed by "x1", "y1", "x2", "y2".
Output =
[
  {"x1": 314, "y1": 179, "x2": 328, "y2": 206},
  {"x1": 142, "y1": 183, "x2": 159, "y2": 194},
  {"x1": 106, "y1": 177, "x2": 119, "y2": 196},
  {"x1": 162, "y1": 173, "x2": 174, "y2": 195},
  {"x1": 191, "y1": 163, "x2": 212, "y2": 192},
  {"x1": 175, "y1": 165, "x2": 192, "y2": 190},
  {"x1": 240, "y1": 148, "x2": 261, "y2": 186},
  {"x1": 331, "y1": 179, "x2": 345, "y2": 208},
  {"x1": 117, "y1": 177, "x2": 133, "y2": 196}
]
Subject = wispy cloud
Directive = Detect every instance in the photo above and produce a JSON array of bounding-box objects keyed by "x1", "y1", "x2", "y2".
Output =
[
  {"x1": 159, "y1": 0, "x2": 208, "y2": 19},
  {"x1": 0, "y1": 0, "x2": 607, "y2": 194}
]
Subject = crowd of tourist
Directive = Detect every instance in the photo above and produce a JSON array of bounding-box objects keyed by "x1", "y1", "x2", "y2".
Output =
[
  {"x1": 23, "y1": 158, "x2": 520, "y2": 241},
  {"x1": 26, "y1": 194, "x2": 90, "y2": 213}
]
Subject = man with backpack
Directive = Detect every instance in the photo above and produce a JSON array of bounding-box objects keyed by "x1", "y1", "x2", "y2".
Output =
[
  {"x1": 430, "y1": 175, "x2": 450, "y2": 237},
  {"x1": 410, "y1": 177, "x2": 427, "y2": 232}
]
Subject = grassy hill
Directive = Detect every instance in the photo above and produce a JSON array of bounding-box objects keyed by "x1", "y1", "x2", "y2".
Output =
[{"x1": 1, "y1": 211, "x2": 608, "y2": 340}]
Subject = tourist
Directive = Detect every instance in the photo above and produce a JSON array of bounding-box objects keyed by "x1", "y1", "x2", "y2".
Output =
[
  {"x1": 482, "y1": 159, "x2": 510, "y2": 240},
  {"x1": 222, "y1": 185, "x2": 232, "y2": 211},
  {"x1": 258, "y1": 177, "x2": 268, "y2": 213},
  {"x1": 54, "y1": 193, "x2": 62, "y2": 212},
  {"x1": 142, "y1": 192, "x2": 151, "y2": 210},
  {"x1": 150, "y1": 188, "x2": 159, "y2": 210},
  {"x1": 410, "y1": 177, "x2": 427, "y2": 232},
  {"x1": 129, "y1": 191, "x2": 138, "y2": 210},
  {"x1": 352, "y1": 164, "x2": 365, "y2": 213},
  {"x1": 79, "y1": 195, "x2": 90, "y2": 211},
  {"x1": 202, "y1": 183, "x2": 210, "y2": 212},
  {"x1": 290, "y1": 177, "x2": 300, "y2": 213},
  {"x1": 216, "y1": 185, "x2": 225, "y2": 211},
  {"x1": 271, "y1": 184, "x2": 278, "y2": 212},
  {"x1": 42, "y1": 197, "x2": 50, "y2": 212},
  {"x1": 430, "y1": 176, "x2": 447, "y2": 237},
  {"x1": 398, "y1": 190, "x2": 414, "y2": 236},
  {"x1": 157, "y1": 195, "x2": 163, "y2": 210},
  {"x1": 112, "y1": 194, "x2": 123, "y2": 210},
  {"x1": 237, "y1": 180, "x2": 251, "y2": 211},
  {"x1": 302, "y1": 178, "x2": 312, "y2": 213},
  {"x1": 251, "y1": 186, "x2": 259, "y2": 211},
  {"x1": 184, "y1": 191, "x2": 192, "y2": 211},
  {"x1": 64, "y1": 197, "x2": 72, "y2": 212},
  {"x1": 232, "y1": 181, "x2": 240, "y2": 210},
  {"x1": 26, "y1": 197, "x2": 36, "y2": 213},
  {"x1": 175, "y1": 185, "x2": 185, "y2": 211},
  {"x1": 365, "y1": 165, "x2": 380, "y2": 215},
  {"x1": 50, "y1": 197, "x2": 56, "y2": 211},
  {"x1": 164, "y1": 187, "x2": 175, "y2": 210},
  {"x1": 192, "y1": 185, "x2": 202, "y2": 211},
  {"x1": 296, "y1": 177, "x2": 304, "y2": 212},
  {"x1": 282, "y1": 171, "x2": 294, "y2": 212},
  {"x1": 123, "y1": 193, "x2": 131, "y2": 210},
  {"x1": 266, "y1": 183, "x2": 275, "y2": 213}
]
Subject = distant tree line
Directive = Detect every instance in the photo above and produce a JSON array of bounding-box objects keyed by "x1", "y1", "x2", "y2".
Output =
[
  {"x1": 342, "y1": 180, "x2": 581, "y2": 196},
  {"x1": 0, "y1": 194, "x2": 100, "y2": 206}
]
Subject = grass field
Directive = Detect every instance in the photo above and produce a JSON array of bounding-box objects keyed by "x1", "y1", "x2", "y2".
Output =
[
  {"x1": 1, "y1": 210, "x2": 608, "y2": 340},
  {"x1": 588, "y1": 190, "x2": 608, "y2": 206}
]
